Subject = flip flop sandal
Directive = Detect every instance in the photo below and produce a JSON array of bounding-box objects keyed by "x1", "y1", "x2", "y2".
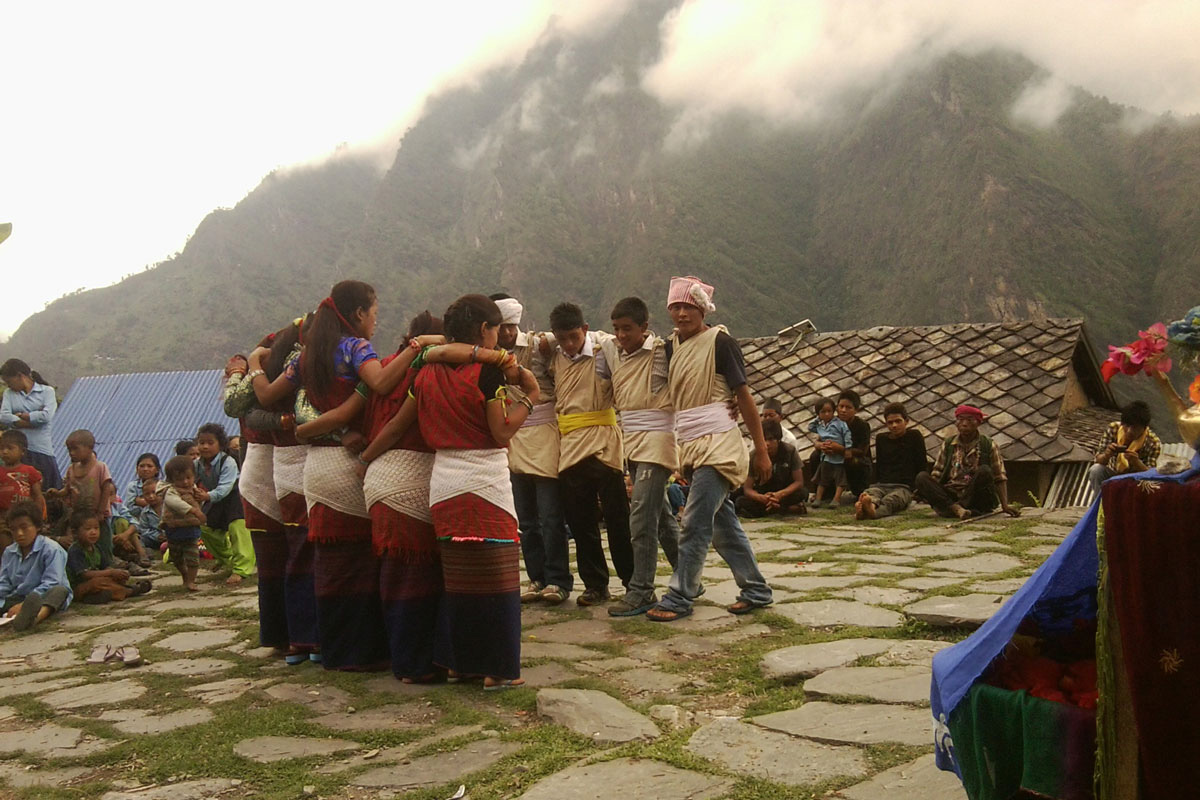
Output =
[
  {"x1": 483, "y1": 679, "x2": 526, "y2": 691},
  {"x1": 285, "y1": 651, "x2": 309, "y2": 666},
  {"x1": 727, "y1": 600, "x2": 771, "y2": 616},
  {"x1": 114, "y1": 646, "x2": 143, "y2": 667},
  {"x1": 647, "y1": 606, "x2": 693, "y2": 622},
  {"x1": 87, "y1": 645, "x2": 114, "y2": 664}
]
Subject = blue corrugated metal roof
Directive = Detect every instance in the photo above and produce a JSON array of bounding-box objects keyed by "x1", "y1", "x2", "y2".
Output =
[{"x1": 50, "y1": 370, "x2": 241, "y2": 495}]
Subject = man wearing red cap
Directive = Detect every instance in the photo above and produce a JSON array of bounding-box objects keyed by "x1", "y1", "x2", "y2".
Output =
[{"x1": 914, "y1": 405, "x2": 1019, "y2": 519}]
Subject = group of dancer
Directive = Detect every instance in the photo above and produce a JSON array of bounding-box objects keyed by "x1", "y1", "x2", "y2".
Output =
[{"x1": 226, "y1": 275, "x2": 773, "y2": 689}]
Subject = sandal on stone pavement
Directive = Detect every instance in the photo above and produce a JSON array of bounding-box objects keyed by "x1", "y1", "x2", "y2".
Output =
[
  {"x1": 727, "y1": 600, "x2": 771, "y2": 615},
  {"x1": 483, "y1": 678, "x2": 526, "y2": 691},
  {"x1": 646, "y1": 606, "x2": 693, "y2": 622},
  {"x1": 115, "y1": 646, "x2": 143, "y2": 667},
  {"x1": 87, "y1": 645, "x2": 114, "y2": 664}
]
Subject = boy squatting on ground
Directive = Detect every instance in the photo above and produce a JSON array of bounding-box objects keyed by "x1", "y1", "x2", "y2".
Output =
[
  {"x1": 159, "y1": 455, "x2": 207, "y2": 591},
  {"x1": 855, "y1": 402, "x2": 929, "y2": 519},
  {"x1": 736, "y1": 418, "x2": 808, "y2": 517},
  {"x1": 0, "y1": 429, "x2": 45, "y2": 551},
  {"x1": 607, "y1": 296, "x2": 680, "y2": 616},
  {"x1": 546, "y1": 302, "x2": 634, "y2": 607},
  {"x1": 647, "y1": 275, "x2": 773, "y2": 622},
  {"x1": 65, "y1": 509, "x2": 152, "y2": 603},
  {"x1": 807, "y1": 397, "x2": 851, "y2": 507},
  {"x1": 0, "y1": 500, "x2": 72, "y2": 631}
]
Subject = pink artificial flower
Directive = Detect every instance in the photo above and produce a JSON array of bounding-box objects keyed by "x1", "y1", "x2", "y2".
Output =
[{"x1": 1101, "y1": 323, "x2": 1172, "y2": 382}]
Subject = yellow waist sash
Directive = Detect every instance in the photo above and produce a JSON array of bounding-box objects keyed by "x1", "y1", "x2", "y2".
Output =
[{"x1": 557, "y1": 408, "x2": 618, "y2": 435}]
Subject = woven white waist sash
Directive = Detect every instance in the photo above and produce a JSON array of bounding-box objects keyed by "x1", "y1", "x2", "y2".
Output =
[
  {"x1": 520, "y1": 401, "x2": 557, "y2": 428},
  {"x1": 675, "y1": 401, "x2": 737, "y2": 442},
  {"x1": 428, "y1": 448, "x2": 516, "y2": 519},
  {"x1": 240, "y1": 443, "x2": 283, "y2": 523},
  {"x1": 621, "y1": 409, "x2": 676, "y2": 433},
  {"x1": 303, "y1": 446, "x2": 369, "y2": 518},
  {"x1": 364, "y1": 449, "x2": 435, "y2": 523},
  {"x1": 273, "y1": 444, "x2": 308, "y2": 499}
]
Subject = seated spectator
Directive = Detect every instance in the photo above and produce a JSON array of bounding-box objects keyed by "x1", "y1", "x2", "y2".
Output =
[
  {"x1": 175, "y1": 439, "x2": 199, "y2": 459},
  {"x1": 0, "y1": 500, "x2": 72, "y2": 631},
  {"x1": 65, "y1": 510, "x2": 151, "y2": 604},
  {"x1": 0, "y1": 430, "x2": 45, "y2": 551},
  {"x1": 736, "y1": 420, "x2": 807, "y2": 517},
  {"x1": 760, "y1": 398, "x2": 798, "y2": 448},
  {"x1": 808, "y1": 397, "x2": 851, "y2": 507},
  {"x1": 915, "y1": 405, "x2": 1019, "y2": 520},
  {"x1": 837, "y1": 390, "x2": 873, "y2": 499},
  {"x1": 1087, "y1": 401, "x2": 1161, "y2": 498},
  {"x1": 856, "y1": 402, "x2": 928, "y2": 519}
]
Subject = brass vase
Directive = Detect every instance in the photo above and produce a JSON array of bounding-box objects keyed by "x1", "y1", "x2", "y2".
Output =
[{"x1": 1154, "y1": 372, "x2": 1200, "y2": 448}]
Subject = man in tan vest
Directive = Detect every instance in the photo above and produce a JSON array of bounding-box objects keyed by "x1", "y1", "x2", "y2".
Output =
[
  {"x1": 547, "y1": 302, "x2": 633, "y2": 606},
  {"x1": 607, "y1": 297, "x2": 680, "y2": 617},
  {"x1": 490, "y1": 294, "x2": 573, "y2": 604},
  {"x1": 646, "y1": 276, "x2": 773, "y2": 622}
]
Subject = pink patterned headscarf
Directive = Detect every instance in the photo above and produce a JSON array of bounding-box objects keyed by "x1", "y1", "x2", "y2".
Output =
[{"x1": 667, "y1": 275, "x2": 716, "y2": 314}]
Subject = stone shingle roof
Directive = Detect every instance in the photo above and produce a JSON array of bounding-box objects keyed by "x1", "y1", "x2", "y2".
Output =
[{"x1": 739, "y1": 318, "x2": 1115, "y2": 464}]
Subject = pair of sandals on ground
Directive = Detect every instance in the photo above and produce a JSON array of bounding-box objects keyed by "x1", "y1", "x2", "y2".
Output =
[{"x1": 86, "y1": 644, "x2": 143, "y2": 666}]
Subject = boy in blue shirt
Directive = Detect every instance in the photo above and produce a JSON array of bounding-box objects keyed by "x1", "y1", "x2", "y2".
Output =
[
  {"x1": 807, "y1": 397, "x2": 851, "y2": 507},
  {"x1": 0, "y1": 500, "x2": 72, "y2": 631}
]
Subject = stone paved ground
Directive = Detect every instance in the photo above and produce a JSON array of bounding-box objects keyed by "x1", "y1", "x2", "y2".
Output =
[{"x1": 0, "y1": 504, "x2": 1085, "y2": 800}]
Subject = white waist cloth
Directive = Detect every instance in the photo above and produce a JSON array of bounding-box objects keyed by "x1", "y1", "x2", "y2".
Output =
[
  {"x1": 240, "y1": 443, "x2": 283, "y2": 523},
  {"x1": 520, "y1": 401, "x2": 557, "y2": 428},
  {"x1": 621, "y1": 408, "x2": 676, "y2": 433},
  {"x1": 303, "y1": 446, "x2": 369, "y2": 518},
  {"x1": 273, "y1": 444, "x2": 308, "y2": 499},
  {"x1": 364, "y1": 449, "x2": 435, "y2": 523},
  {"x1": 428, "y1": 448, "x2": 516, "y2": 519},
  {"x1": 675, "y1": 401, "x2": 737, "y2": 442}
]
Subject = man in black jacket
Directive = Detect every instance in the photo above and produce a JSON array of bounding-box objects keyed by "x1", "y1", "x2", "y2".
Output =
[{"x1": 856, "y1": 402, "x2": 928, "y2": 519}]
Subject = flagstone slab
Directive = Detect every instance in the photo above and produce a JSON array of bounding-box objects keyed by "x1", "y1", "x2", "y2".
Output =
[
  {"x1": 773, "y1": 547, "x2": 827, "y2": 562},
  {"x1": 638, "y1": 635, "x2": 721, "y2": 662},
  {"x1": 154, "y1": 629, "x2": 238, "y2": 652},
  {"x1": 831, "y1": 552, "x2": 917, "y2": 565},
  {"x1": 101, "y1": 778, "x2": 240, "y2": 800},
  {"x1": 715, "y1": 623, "x2": 772, "y2": 643},
  {"x1": 57, "y1": 613, "x2": 124, "y2": 630},
  {"x1": 521, "y1": 642, "x2": 599, "y2": 661},
  {"x1": 904, "y1": 594, "x2": 1008, "y2": 627},
  {"x1": 897, "y1": 577, "x2": 963, "y2": 590},
  {"x1": 41, "y1": 678, "x2": 147, "y2": 709},
  {"x1": 91, "y1": 626, "x2": 162, "y2": 647},
  {"x1": 264, "y1": 683, "x2": 351, "y2": 713},
  {"x1": 852, "y1": 563, "x2": 918, "y2": 576},
  {"x1": 314, "y1": 704, "x2": 442, "y2": 731},
  {"x1": 0, "y1": 672, "x2": 84, "y2": 699},
  {"x1": 749, "y1": 538, "x2": 793, "y2": 552},
  {"x1": 878, "y1": 541, "x2": 921, "y2": 550},
  {"x1": 0, "y1": 631, "x2": 77, "y2": 658},
  {"x1": 0, "y1": 648, "x2": 80, "y2": 675},
  {"x1": 99, "y1": 707, "x2": 214, "y2": 735},
  {"x1": 187, "y1": 677, "x2": 270, "y2": 704},
  {"x1": 521, "y1": 662, "x2": 577, "y2": 687},
  {"x1": 832, "y1": 586, "x2": 921, "y2": 606},
  {"x1": 0, "y1": 763, "x2": 92, "y2": 788},
  {"x1": 576, "y1": 657, "x2": 651, "y2": 674},
  {"x1": 900, "y1": 544, "x2": 978, "y2": 559},
  {"x1": 771, "y1": 575, "x2": 869, "y2": 592},
  {"x1": 686, "y1": 718, "x2": 867, "y2": 785},
  {"x1": 773, "y1": 600, "x2": 904, "y2": 629},
  {"x1": 165, "y1": 615, "x2": 233, "y2": 628},
  {"x1": 353, "y1": 739, "x2": 521, "y2": 788},
  {"x1": 143, "y1": 657, "x2": 237, "y2": 677},
  {"x1": 935, "y1": 553, "x2": 1023, "y2": 575},
  {"x1": 761, "y1": 638, "x2": 894, "y2": 681},
  {"x1": 835, "y1": 753, "x2": 967, "y2": 799},
  {"x1": 752, "y1": 701, "x2": 930, "y2": 745},
  {"x1": 517, "y1": 757, "x2": 733, "y2": 800},
  {"x1": 803, "y1": 666, "x2": 931, "y2": 705},
  {"x1": 361, "y1": 676, "x2": 442, "y2": 696},
  {"x1": 316, "y1": 725, "x2": 485, "y2": 774},
  {"x1": 672, "y1": 603, "x2": 740, "y2": 631},
  {"x1": 537, "y1": 688, "x2": 660, "y2": 743},
  {"x1": 1028, "y1": 545, "x2": 1058, "y2": 557},
  {"x1": 527, "y1": 619, "x2": 619, "y2": 644},
  {"x1": 971, "y1": 578, "x2": 1028, "y2": 593},
  {"x1": 234, "y1": 735, "x2": 359, "y2": 763},
  {"x1": 876, "y1": 639, "x2": 952, "y2": 666},
  {"x1": 0, "y1": 723, "x2": 116, "y2": 757},
  {"x1": 615, "y1": 667, "x2": 689, "y2": 694},
  {"x1": 146, "y1": 595, "x2": 233, "y2": 611}
]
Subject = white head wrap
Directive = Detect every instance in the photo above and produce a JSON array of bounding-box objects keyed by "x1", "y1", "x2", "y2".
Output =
[{"x1": 495, "y1": 298, "x2": 523, "y2": 325}]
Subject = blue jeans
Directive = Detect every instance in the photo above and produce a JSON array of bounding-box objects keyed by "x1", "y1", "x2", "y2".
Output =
[
  {"x1": 511, "y1": 472, "x2": 573, "y2": 591},
  {"x1": 658, "y1": 466, "x2": 772, "y2": 613},
  {"x1": 626, "y1": 461, "x2": 681, "y2": 606}
]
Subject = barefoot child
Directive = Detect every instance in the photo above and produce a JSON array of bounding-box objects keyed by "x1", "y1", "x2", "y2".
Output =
[
  {"x1": 48, "y1": 430, "x2": 116, "y2": 560},
  {"x1": 193, "y1": 423, "x2": 256, "y2": 585},
  {"x1": 65, "y1": 510, "x2": 151, "y2": 603},
  {"x1": 0, "y1": 500, "x2": 72, "y2": 631},
  {"x1": 0, "y1": 430, "x2": 45, "y2": 551},
  {"x1": 160, "y1": 456, "x2": 206, "y2": 591},
  {"x1": 807, "y1": 398, "x2": 851, "y2": 507}
]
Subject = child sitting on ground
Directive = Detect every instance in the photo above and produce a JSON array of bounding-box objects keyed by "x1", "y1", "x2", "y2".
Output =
[
  {"x1": 807, "y1": 397, "x2": 851, "y2": 507},
  {"x1": 65, "y1": 510, "x2": 151, "y2": 603},
  {"x1": 160, "y1": 455, "x2": 206, "y2": 591},
  {"x1": 736, "y1": 419, "x2": 807, "y2": 517},
  {"x1": 0, "y1": 430, "x2": 45, "y2": 551},
  {"x1": 0, "y1": 500, "x2": 72, "y2": 631}
]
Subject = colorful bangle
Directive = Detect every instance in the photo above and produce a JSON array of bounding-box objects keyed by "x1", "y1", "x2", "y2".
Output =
[
  {"x1": 409, "y1": 339, "x2": 422, "y2": 351},
  {"x1": 493, "y1": 348, "x2": 508, "y2": 367},
  {"x1": 471, "y1": 345, "x2": 479, "y2": 363}
]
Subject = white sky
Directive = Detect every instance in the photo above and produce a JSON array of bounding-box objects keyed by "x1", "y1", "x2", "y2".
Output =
[{"x1": 3, "y1": 1, "x2": 1199, "y2": 339}]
